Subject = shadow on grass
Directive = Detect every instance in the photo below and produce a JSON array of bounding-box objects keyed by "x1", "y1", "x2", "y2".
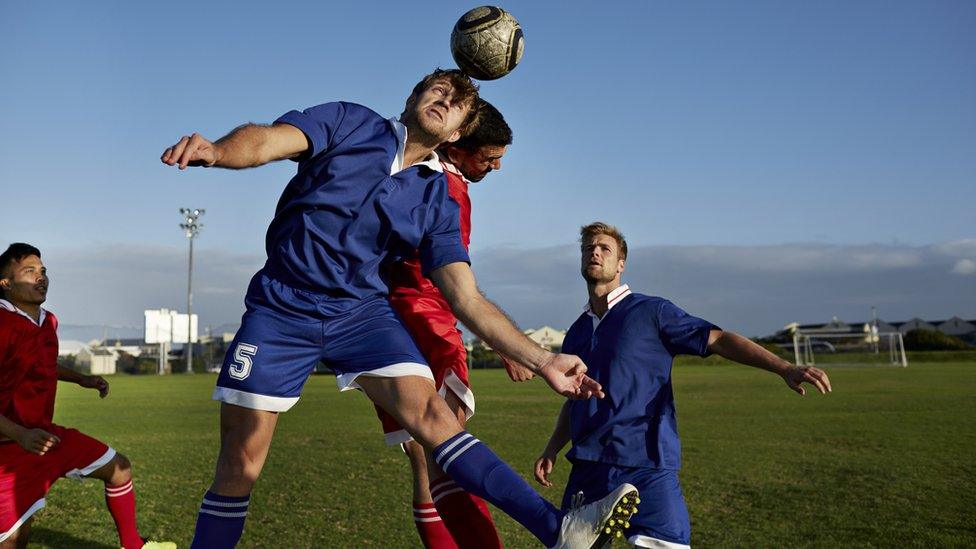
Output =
[{"x1": 28, "y1": 527, "x2": 116, "y2": 549}]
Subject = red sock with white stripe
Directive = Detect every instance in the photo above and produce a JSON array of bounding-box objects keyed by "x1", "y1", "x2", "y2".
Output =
[
  {"x1": 105, "y1": 480, "x2": 144, "y2": 549},
  {"x1": 430, "y1": 477, "x2": 503, "y2": 549},
  {"x1": 413, "y1": 501, "x2": 457, "y2": 549}
]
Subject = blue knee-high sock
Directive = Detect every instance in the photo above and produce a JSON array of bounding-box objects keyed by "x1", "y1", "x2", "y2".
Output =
[
  {"x1": 433, "y1": 431, "x2": 562, "y2": 547},
  {"x1": 190, "y1": 490, "x2": 250, "y2": 549}
]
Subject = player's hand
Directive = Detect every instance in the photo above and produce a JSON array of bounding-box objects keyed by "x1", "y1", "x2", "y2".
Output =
[
  {"x1": 501, "y1": 353, "x2": 535, "y2": 382},
  {"x1": 782, "y1": 365, "x2": 832, "y2": 396},
  {"x1": 161, "y1": 133, "x2": 219, "y2": 169},
  {"x1": 538, "y1": 354, "x2": 604, "y2": 400},
  {"x1": 81, "y1": 375, "x2": 110, "y2": 398},
  {"x1": 18, "y1": 428, "x2": 60, "y2": 455},
  {"x1": 534, "y1": 453, "x2": 557, "y2": 487}
]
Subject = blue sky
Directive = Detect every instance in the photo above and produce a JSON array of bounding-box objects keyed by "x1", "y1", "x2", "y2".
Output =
[{"x1": 1, "y1": 1, "x2": 973, "y2": 337}]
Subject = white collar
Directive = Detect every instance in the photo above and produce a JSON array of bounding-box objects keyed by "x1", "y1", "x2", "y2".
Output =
[
  {"x1": 584, "y1": 284, "x2": 632, "y2": 319},
  {"x1": 439, "y1": 158, "x2": 471, "y2": 183},
  {"x1": 388, "y1": 117, "x2": 443, "y2": 175},
  {"x1": 0, "y1": 298, "x2": 47, "y2": 327}
]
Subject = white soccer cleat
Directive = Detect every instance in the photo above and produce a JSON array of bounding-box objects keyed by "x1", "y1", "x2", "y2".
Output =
[
  {"x1": 550, "y1": 483, "x2": 640, "y2": 549},
  {"x1": 140, "y1": 541, "x2": 177, "y2": 549}
]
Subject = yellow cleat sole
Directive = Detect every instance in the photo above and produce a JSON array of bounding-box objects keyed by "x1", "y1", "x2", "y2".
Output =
[{"x1": 591, "y1": 489, "x2": 639, "y2": 548}]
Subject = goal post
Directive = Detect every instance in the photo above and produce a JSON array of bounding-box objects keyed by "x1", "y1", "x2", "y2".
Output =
[{"x1": 791, "y1": 330, "x2": 907, "y2": 367}]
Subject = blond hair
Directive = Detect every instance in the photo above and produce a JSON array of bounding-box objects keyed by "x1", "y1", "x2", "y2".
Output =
[{"x1": 580, "y1": 222, "x2": 628, "y2": 260}]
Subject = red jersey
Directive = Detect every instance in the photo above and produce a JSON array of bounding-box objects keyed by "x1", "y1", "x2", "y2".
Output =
[
  {"x1": 0, "y1": 301, "x2": 59, "y2": 432},
  {"x1": 386, "y1": 161, "x2": 472, "y2": 299}
]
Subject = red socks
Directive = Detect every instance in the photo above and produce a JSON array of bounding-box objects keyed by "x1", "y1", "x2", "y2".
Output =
[
  {"x1": 430, "y1": 477, "x2": 503, "y2": 549},
  {"x1": 105, "y1": 480, "x2": 143, "y2": 549},
  {"x1": 413, "y1": 501, "x2": 457, "y2": 549}
]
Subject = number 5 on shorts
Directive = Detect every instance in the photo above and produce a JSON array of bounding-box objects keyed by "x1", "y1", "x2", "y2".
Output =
[{"x1": 229, "y1": 343, "x2": 258, "y2": 380}]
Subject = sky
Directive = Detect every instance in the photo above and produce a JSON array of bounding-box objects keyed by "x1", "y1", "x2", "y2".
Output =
[{"x1": 1, "y1": 1, "x2": 974, "y2": 339}]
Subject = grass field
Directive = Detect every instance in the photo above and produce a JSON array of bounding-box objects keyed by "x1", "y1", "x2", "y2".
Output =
[{"x1": 29, "y1": 360, "x2": 976, "y2": 548}]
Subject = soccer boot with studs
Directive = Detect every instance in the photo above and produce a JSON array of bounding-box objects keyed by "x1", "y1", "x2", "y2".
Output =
[{"x1": 549, "y1": 483, "x2": 640, "y2": 549}]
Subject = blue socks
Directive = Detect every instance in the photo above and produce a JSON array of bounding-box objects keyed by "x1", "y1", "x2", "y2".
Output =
[
  {"x1": 433, "y1": 431, "x2": 562, "y2": 547},
  {"x1": 190, "y1": 490, "x2": 250, "y2": 549}
]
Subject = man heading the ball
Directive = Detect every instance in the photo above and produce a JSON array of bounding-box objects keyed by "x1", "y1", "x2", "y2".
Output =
[
  {"x1": 0, "y1": 243, "x2": 175, "y2": 549},
  {"x1": 162, "y1": 69, "x2": 637, "y2": 549},
  {"x1": 534, "y1": 223, "x2": 833, "y2": 548},
  {"x1": 375, "y1": 99, "x2": 528, "y2": 549}
]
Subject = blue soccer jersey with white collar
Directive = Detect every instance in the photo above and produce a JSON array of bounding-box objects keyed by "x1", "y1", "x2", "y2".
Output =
[
  {"x1": 264, "y1": 101, "x2": 469, "y2": 301},
  {"x1": 562, "y1": 285, "x2": 719, "y2": 469}
]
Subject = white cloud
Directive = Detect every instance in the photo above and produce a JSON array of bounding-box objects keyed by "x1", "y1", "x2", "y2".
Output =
[{"x1": 950, "y1": 259, "x2": 976, "y2": 275}]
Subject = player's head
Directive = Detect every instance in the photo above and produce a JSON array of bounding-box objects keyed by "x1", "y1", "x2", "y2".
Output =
[
  {"x1": 0, "y1": 243, "x2": 48, "y2": 305},
  {"x1": 579, "y1": 222, "x2": 627, "y2": 285},
  {"x1": 441, "y1": 99, "x2": 512, "y2": 182},
  {"x1": 402, "y1": 69, "x2": 480, "y2": 145}
]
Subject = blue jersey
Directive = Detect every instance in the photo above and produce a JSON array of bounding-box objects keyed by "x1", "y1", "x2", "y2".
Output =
[
  {"x1": 264, "y1": 101, "x2": 469, "y2": 301},
  {"x1": 561, "y1": 286, "x2": 719, "y2": 470}
]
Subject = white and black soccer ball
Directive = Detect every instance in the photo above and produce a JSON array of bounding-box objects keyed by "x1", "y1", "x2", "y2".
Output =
[{"x1": 450, "y1": 6, "x2": 524, "y2": 81}]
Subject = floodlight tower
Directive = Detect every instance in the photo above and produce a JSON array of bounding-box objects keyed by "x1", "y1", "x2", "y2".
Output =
[{"x1": 180, "y1": 208, "x2": 205, "y2": 373}]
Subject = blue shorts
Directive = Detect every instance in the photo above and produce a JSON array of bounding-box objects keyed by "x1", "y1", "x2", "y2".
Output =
[
  {"x1": 562, "y1": 461, "x2": 690, "y2": 548},
  {"x1": 214, "y1": 272, "x2": 432, "y2": 412}
]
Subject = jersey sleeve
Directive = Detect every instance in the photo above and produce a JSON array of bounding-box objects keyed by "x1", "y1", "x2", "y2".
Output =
[
  {"x1": 419, "y1": 176, "x2": 470, "y2": 276},
  {"x1": 656, "y1": 299, "x2": 720, "y2": 357},
  {"x1": 274, "y1": 101, "x2": 347, "y2": 160}
]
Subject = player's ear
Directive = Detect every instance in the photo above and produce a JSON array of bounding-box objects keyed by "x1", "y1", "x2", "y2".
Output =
[
  {"x1": 617, "y1": 259, "x2": 626, "y2": 275},
  {"x1": 444, "y1": 129, "x2": 462, "y2": 144}
]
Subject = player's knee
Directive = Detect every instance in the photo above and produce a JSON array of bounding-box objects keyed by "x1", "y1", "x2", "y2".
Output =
[
  {"x1": 216, "y1": 449, "x2": 263, "y2": 486},
  {"x1": 114, "y1": 452, "x2": 132, "y2": 472},
  {"x1": 400, "y1": 396, "x2": 461, "y2": 447},
  {"x1": 107, "y1": 452, "x2": 133, "y2": 484}
]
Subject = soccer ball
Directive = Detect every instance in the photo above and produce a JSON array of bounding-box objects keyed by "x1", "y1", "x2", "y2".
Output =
[{"x1": 450, "y1": 6, "x2": 524, "y2": 81}]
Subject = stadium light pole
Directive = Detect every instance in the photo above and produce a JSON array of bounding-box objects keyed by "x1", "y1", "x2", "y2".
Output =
[{"x1": 180, "y1": 208, "x2": 204, "y2": 374}]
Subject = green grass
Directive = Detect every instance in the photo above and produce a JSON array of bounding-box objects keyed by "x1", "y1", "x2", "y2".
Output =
[{"x1": 30, "y1": 361, "x2": 976, "y2": 548}]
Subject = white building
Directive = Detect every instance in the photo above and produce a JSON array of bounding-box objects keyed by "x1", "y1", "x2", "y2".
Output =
[
  {"x1": 524, "y1": 326, "x2": 566, "y2": 351},
  {"x1": 76, "y1": 347, "x2": 118, "y2": 375}
]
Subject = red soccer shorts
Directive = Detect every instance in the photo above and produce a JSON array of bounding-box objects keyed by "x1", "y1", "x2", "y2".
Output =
[
  {"x1": 0, "y1": 424, "x2": 114, "y2": 542},
  {"x1": 375, "y1": 292, "x2": 474, "y2": 445}
]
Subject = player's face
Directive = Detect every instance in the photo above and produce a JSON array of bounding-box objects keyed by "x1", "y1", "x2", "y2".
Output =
[
  {"x1": 448, "y1": 144, "x2": 507, "y2": 182},
  {"x1": 581, "y1": 235, "x2": 625, "y2": 285},
  {"x1": 1, "y1": 255, "x2": 49, "y2": 306},
  {"x1": 406, "y1": 79, "x2": 472, "y2": 144}
]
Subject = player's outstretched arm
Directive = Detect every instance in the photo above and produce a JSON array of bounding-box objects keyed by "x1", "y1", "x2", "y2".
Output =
[
  {"x1": 500, "y1": 352, "x2": 535, "y2": 382},
  {"x1": 431, "y1": 262, "x2": 603, "y2": 400},
  {"x1": 0, "y1": 413, "x2": 60, "y2": 455},
  {"x1": 160, "y1": 123, "x2": 309, "y2": 170},
  {"x1": 706, "y1": 330, "x2": 832, "y2": 396},
  {"x1": 534, "y1": 399, "x2": 572, "y2": 487},
  {"x1": 56, "y1": 365, "x2": 110, "y2": 398}
]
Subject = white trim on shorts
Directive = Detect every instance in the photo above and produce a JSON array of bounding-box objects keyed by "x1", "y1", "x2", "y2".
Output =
[
  {"x1": 336, "y1": 362, "x2": 433, "y2": 392},
  {"x1": 0, "y1": 498, "x2": 46, "y2": 542},
  {"x1": 385, "y1": 429, "x2": 413, "y2": 446},
  {"x1": 212, "y1": 387, "x2": 301, "y2": 412},
  {"x1": 630, "y1": 534, "x2": 691, "y2": 549},
  {"x1": 65, "y1": 447, "x2": 116, "y2": 480},
  {"x1": 438, "y1": 369, "x2": 475, "y2": 420}
]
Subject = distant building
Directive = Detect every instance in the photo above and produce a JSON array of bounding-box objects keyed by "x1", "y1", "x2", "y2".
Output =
[
  {"x1": 58, "y1": 340, "x2": 88, "y2": 357},
  {"x1": 76, "y1": 347, "x2": 118, "y2": 375},
  {"x1": 524, "y1": 326, "x2": 566, "y2": 351},
  {"x1": 471, "y1": 326, "x2": 568, "y2": 353},
  {"x1": 770, "y1": 315, "x2": 976, "y2": 346}
]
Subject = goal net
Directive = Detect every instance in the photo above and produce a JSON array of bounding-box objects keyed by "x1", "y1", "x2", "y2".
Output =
[{"x1": 791, "y1": 329, "x2": 907, "y2": 367}]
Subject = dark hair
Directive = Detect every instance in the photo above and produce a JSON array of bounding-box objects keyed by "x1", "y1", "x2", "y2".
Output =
[
  {"x1": 451, "y1": 99, "x2": 512, "y2": 151},
  {"x1": 411, "y1": 68, "x2": 481, "y2": 134},
  {"x1": 0, "y1": 244, "x2": 41, "y2": 296}
]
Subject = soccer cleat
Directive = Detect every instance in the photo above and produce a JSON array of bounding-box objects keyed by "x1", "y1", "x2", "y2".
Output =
[
  {"x1": 550, "y1": 483, "x2": 639, "y2": 549},
  {"x1": 140, "y1": 541, "x2": 177, "y2": 549}
]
